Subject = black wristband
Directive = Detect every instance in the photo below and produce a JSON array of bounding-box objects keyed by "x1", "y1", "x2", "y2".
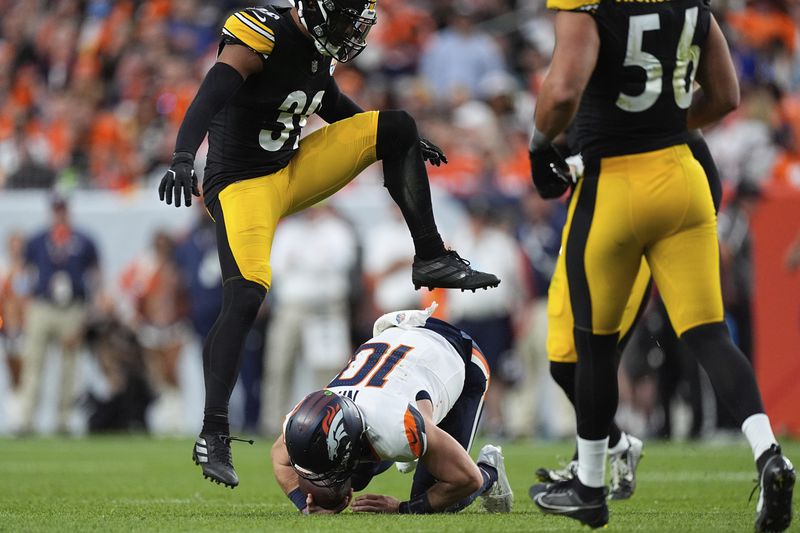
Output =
[
  {"x1": 288, "y1": 488, "x2": 307, "y2": 511},
  {"x1": 172, "y1": 151, "x2": 195, "y2": 165},
  {"x1": 398, "y1": 493, "x2": 434, "y2": 514}
]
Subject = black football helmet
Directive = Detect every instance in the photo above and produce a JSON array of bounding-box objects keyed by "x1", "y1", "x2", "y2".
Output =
[
  {"x1": 284, "y1": 389, "x2": 366, "y2": 486},
  {"x1": 291, "y1": 0, "x2": 377, "y2": 62}
]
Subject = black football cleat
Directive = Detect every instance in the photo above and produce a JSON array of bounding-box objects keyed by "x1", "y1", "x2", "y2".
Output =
[
  {"x1": 754, "y1": 445, "x2": 795, "y2": 532},
  {"x1": 412, "y1": 250, "x2": 500, "y2": 291},
  {"x1": 530, "y1": 479, "x2": 609, "y2": 529},
  {"x1": 192, "y1": 433, "x2": 253, "y2": 488}
]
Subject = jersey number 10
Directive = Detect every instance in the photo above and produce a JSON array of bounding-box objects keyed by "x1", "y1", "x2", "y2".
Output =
[
  {"x1": 617, "y1": 7, "x2": 700, "y2": 113},
  {"x1": 328, "y1": 342, "x2": 414, "y2": 388},
  {"x1": 259, "y1": 90, "x2": 325, "y2": 152}
]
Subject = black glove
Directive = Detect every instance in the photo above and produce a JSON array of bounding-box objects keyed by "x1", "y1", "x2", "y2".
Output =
[
  {"x1": 529, "y1": 144, "x2": 573, "y2": 199},
  {"x1": 159, "y1": 151, "x2": 200, "y2": 207},
  {"x1": 419, "y1": 138, "x2": 448, "y2": 167}
]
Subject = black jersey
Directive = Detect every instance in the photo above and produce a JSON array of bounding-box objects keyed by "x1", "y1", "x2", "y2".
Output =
[
  {"x1": 203, "y1": 6, "x2": 336, "y2": 204},
  {"x1": 548, "y1": 0, "x2": 711, "y2": 159}
]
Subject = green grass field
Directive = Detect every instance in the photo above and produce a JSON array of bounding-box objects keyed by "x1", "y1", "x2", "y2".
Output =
[{"x1": 1, "y1": 436, "x2": 797, "y2": 532}]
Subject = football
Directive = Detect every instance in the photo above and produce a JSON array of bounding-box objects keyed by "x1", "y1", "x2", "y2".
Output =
[{"x1": 298, "y1": 476, "x2": 351, "y2": 512}]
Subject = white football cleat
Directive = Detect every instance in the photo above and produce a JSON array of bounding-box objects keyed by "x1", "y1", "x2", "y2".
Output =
[
  {"x1": 609, "y1": 434, "x2": 644, "y2": 500},
  {"x1": 477, "y1": 444, "x2": 513, "y2": 513}
]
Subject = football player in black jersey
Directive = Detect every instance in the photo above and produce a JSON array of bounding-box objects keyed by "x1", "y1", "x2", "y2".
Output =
[
  {"x1": 534, "y1": 130, "x2": 722, "y2": 502},
  {"x1": 527, "y1": 1, "x2": 794, "y2": 530},
  {"x1": 158, "y1": 0, "x2": 500, "y2": 489}
]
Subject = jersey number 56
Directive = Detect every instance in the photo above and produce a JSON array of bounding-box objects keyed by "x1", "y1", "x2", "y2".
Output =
[{"x1": 617, "y1": 7, "x2": 700, "y2": 113}]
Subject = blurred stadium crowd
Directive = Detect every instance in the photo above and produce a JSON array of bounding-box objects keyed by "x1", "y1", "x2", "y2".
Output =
[{"x1": 1, "y1": 0, "x2": 800, "y2": 439}]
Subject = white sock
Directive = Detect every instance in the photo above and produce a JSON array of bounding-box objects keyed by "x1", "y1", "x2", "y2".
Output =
[
  {"x1": 741, "y1": 413, "x2": 778, "y2": 461},
  {"x1": 608, "y1": 432, "x2": 630, "y2": 456},
  {"x1": 577, "y1": 437, "x2": 609, "y2": 488}
]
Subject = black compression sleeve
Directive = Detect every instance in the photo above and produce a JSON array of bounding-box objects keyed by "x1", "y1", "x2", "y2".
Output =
[
  {"x1": 174, "y1": 62, "x2": 245, "y2": 155},
  {"x1": 317, "y1": 77, "x2": 364, "y2": 123}
]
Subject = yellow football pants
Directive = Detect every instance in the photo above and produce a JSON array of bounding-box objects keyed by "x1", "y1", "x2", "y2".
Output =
[{"x1": 216, "y1": 111, "x2": 378, "y2": 290}]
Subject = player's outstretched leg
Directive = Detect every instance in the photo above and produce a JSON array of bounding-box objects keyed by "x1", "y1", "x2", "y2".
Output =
[
  {"x1": 376, "y1": 110, "x2": 499, "y2": 292},
  {"x1": 195, "y1": 274, "x2": 264, "y2": 487},
  {"x1": 681, "y1": 322, "x2": 794, "y2": 532},
  {"x1": 477, "y1": 444, "x2": 513, "y2": 513}
]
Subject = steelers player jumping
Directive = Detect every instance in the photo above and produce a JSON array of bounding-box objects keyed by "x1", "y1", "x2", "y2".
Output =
[
  {"x1": 157, "y1": 1, "x2": 499, "y2": 489},
  {"x1": 527, "y1": 1, "x2": 794, "y2": 531}
]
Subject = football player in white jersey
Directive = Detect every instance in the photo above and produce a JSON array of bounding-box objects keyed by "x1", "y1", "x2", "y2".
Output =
[{"x1": 271, "y1": 304, "x2": 513, "y2": 514}]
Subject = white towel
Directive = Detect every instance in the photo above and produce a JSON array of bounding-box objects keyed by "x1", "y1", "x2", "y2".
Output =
[{"x1": 372, "y1": 302, "x2": 438, "y2": 337}]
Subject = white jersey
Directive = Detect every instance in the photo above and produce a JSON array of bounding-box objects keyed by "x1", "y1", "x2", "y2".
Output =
[{"x1": 327, "y1": 325, "x2": 466, "y2": 462}]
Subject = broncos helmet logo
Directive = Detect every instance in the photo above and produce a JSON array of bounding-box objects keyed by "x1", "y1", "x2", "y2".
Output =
[{"x1": 323, "y1": 406, "x2": 351, "y2": 462}]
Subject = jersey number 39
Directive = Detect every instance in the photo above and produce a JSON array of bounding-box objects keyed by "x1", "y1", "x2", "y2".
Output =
[
  {"x1": 617, "y1": 7, "x2": 700, "y2": 113},
  {"x1": 259, "y1": 90, "x2": 325, "y2": 152}
]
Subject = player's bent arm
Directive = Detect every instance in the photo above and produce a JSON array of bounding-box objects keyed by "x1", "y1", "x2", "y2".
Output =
[
  {"x1": 534, "y1": 11, "x2": 599, "y2": 140},
  {"x1": 171, "y1": 44, "x2": 261, "y2": 157},
  {"x1": 351, "y1": 400, "x2": 483, "y2": 514},
  {"x1": 417, "y1": 417, "x2": 484, "y2": 510},
  {"x1": 271, "y1": 436, "x2": 301, "y2": 496},
  {"x1": 687, "y1": 16, "x2": 739, "y2": 130}
]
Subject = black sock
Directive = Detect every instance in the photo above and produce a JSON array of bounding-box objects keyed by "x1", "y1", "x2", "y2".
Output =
[
  {"x1": 575, "y1": 329, "x2": 620, "y2": 440},
  {"x1": 444, "y1": 464, "x2": 499, "y2": 513},
  {"x1": 201, "y1": 278, "x2": 265, "y2": 435},
  {"x1": 478, "y1": 464, "x2": 498, "y2": 492},
  {"x1": 608, "y1": 423, "x2": 622, "y2": 449},
  {"x1": 681, "y1": 322, "x2": 764, "y2": 424},
  {"x1": 574, "y1": 478, "x2": 605, "y2": 501},
  {"x1": 377, "y1": 110, "x2": 445, "y2": 260}
]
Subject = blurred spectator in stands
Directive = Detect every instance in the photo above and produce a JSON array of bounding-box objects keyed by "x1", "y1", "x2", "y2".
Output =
[
  {"x1": 0, "y1": 118, "x2": 57, "y2": 189},
  {"x1": 706, "y1": 84, "x2": 780, "y2": 188},
  {"x1": 83, "y1": 314, "x2": 154, "y2": 433},
  {"x1": 120, "y1": 230, "x2": 188, "y2": 432},
  {"x1": 17, "y1": 194, "x2": 99, "y2": 434},
  {"x1": 260, "y1": 205, "x2": 358, "y2": 436},
  {"x1": 719, "y1": 181, "x2": 763, "y2": 363},
  {"x1": 447, "y1": 198, "x2": 528, "y2": 437},
  {"x1": 419, "y1": 2, "x2": 507, "y2": 104},
  {"x1": 0, "y1": 231, "x2": 30, "y2": 389},
  {"x1": 508, "y1": 190, "x2": 569, "y2": 438},
  {"x1": 363, "y1": 204, "x2": 419, "y2": 316},
  {"x1": 175, "y1": 206, "x2": 221, "y2": 343}
]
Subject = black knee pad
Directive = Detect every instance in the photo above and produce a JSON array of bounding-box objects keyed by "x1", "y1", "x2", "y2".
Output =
[
  {"x1": 376, "y1": 109, "x2": 418, "y2": 161},
  {"x1": 222, "y1": 278, "x2": 266, "y2": 321}
]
